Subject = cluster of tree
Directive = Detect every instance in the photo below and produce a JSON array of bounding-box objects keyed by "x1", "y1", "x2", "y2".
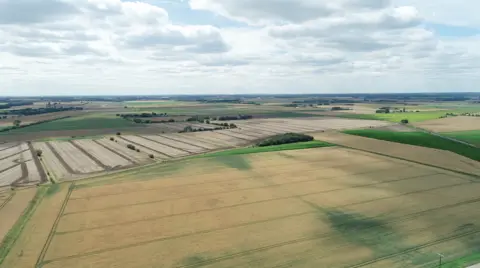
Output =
[
  {"x1": 117, "y1": 112, "x2": 168, "y2": 118},
  {"x1": 459, "y1": 112, "x2": 480, "y2": 117},
  {"x1": 179, "y1": 123, "x2": 237, "y2": 133},
  {"x1": 1, "y1": 107, "x2": 83, "y2": 116},
  {"x1": 256, "y1": 133, "x2": 314, "y2": 147},
  {"x1": 0, "y1": 101, "x2": 34, "y2": 109},
  {"x1": 216, "y1": 115, "x2": 253, "y2": 121},
  {"x1": 0, "y1": 116, "x2": 71, "y2": 133},
  {"x1": 376, "y1": 107, "x2": 391, "y2": 114},
  {"x1": 210, "y1": 122, "x2": 237, "y2": 128},
  {"x1": 186, "y1": 116, "x2": 209, "y2": 122},
  {"x1": 126, "y1": 144, "x2": 140, "y2": 152},
  {"x1": 197, "y1": 98, "x2": 243, "y2": 103},
  {"x1": 331, "y1": 107, "x2": 352, "y2": 111}
]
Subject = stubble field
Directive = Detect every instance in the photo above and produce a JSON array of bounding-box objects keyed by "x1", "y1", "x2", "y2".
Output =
[{"x1": 4, "y1": 146, "x2": 479, "y2": 268}]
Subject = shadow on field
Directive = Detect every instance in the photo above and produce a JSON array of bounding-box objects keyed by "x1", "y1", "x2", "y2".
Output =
[
  {"x1": 323, "y1": 209, "x2": 408, "y2": 257},
  {"x1": 211, "y1": 155, "x2": 251, "y2": 171}
]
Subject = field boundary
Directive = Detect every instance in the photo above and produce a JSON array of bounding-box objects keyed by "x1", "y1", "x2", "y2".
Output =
[
  {"x1": 36, "y1": 184, "x2": 74, "y2": 267},
  {"x1": 340, "y1": 145, "x2": 480, "y2": 180}
]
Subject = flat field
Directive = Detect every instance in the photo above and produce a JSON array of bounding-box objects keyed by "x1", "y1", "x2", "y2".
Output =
[
  {"x1": 3, "y1": 147, "x2": 478, "y2": 268},
  {"x1": 414, "y1": 116, "x2": 480, "y2": 132},
  {"x1": 443, "y1": 130, "x2": 480, "y2": 147},
  {"x1": 343, "y1": 129, "x2": 480, "y2": 161}
]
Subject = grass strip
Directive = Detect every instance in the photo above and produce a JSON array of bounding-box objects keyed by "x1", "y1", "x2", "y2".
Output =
[
  {"x1": 0, "y1": 186, "x2": 48, "y2": 266},
  {"x1": 443, "y1": 252, "x2": 480, "y2": 268},
  {"x1": 343, "y1": 129, "x2": 480, "y2": 161},
  {"x1": 195, "y1": 140, "x2": 334, "y2": 158}
]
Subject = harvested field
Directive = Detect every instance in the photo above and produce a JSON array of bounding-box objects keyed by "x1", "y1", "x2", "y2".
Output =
[
  {"x1": 121, "y1": 135, "x2": 189, "y2": 157},
  {"x1": 0, "y1": 188, "x2": 36, "y2": 244},
  {"x1": 48, "y1": 141, "x2": 103, "y2": 173},
  {"x1": 10, "y1": 146, "x2": 475, "y2": 268},
  {"x1": 159, "y1": 134, "x2": 220, "y2": 150},
  {"x1": 313, "y1": 132, "x2": 480, "y2": 176},
  {"x1": 72, "y1": 140, "x2": 132, "y2": 168},
  {"x1": 141, "y1": 135, "x2": 206, "y2": 153},
  {"x1": 33, "y1": 142, "x2": 72, "y2": 181},
  {"x1": 95, "y1": 138, "x2": 150, "y2": 163},
  {"x1": 215, "y1": 130, "x2": 262, "y2": 141},
  {"x1": 232, "y1": 117, "x2": 391, "y2": 133},
  {"x1": 414, "y1": 116, "x2": 480, "y2": 132},
  {"x1": 0, "y1": 143, "x2": 40, "y2": 187},
  {"x1": 184, "y1": 132, "x2": 247, "y2": 147},
  {"x1": 225, "y1": 129, "x2": 268, "y2": 138}
]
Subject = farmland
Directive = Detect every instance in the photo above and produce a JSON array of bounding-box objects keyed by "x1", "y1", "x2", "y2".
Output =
[
  {"x1": 343, "y1": 129, "x2": 480, "y2": 161},
  {"x1": 1, "y1": 147, "x2": 478, "y2": 268},
  {"x1": 1, "y1": 94, "x2": 479, "y2": 268}
]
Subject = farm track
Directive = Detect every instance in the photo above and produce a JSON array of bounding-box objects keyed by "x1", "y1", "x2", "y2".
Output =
[
  {"x1": 69, "y1": 141, "x2": 109, "y2": 170},
  {"x1": 157, "y1": 134, "x2": 217, "y2": 150},
  {"x1": 46, "y1": 142, "x2": 80, "y2": 175},
  {"x1": 11, "y1": 160, "x2": 28, "y2": 186},
  {"x1": 58, "y1": 172, "x2": 446, "y2": 233},
  {"x1": 28, "y1": 142, "x2": 47, "y2": 183},
  {"x1": 44, "y1": 195, "x2": 480, "y2": 265},
  {"x1": 139, "y1": 136, "x2": 192, "y2": 154},
  {"x1": 117, "y1": 136, "x2": 171, "y2": 159},
  {"x1": 36, "y1": 185, "x2": 74, "y2": 267},
  {"x1": 0, "y1": 192, "x2": 14, "y2": 211}
]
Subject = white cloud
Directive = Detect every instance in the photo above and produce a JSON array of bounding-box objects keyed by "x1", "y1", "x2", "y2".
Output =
[{"x1": 0, "y1": 0, "x2": 479, "y2": 95}]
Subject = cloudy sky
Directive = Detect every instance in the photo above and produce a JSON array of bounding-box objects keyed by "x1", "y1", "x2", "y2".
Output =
[{"x1": 1, "y1": 0, "x2": 479, "y2": 96}]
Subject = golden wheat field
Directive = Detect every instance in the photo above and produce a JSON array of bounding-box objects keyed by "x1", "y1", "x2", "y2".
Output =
[{"x1": 1, "y1": 146, "x2": 479, "y2": 268}]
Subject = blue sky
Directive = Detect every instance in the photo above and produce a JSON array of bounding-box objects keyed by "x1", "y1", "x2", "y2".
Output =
[{"x1": 0, "y1": 0, "x2": 479, "y2": 95}]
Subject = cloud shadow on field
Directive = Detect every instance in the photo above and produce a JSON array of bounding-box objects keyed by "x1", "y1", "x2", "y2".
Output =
[
  {"x1": 211, "y1": 155, "x2": 251, "y2": 171},
  {"x1": 322, "y1": 209, "x2": 409, "y2": 257}
]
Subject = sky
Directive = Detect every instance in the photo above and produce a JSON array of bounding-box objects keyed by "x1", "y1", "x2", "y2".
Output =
[{"x1": 0, "y1": 0, "x2": 479, "y2": 96}]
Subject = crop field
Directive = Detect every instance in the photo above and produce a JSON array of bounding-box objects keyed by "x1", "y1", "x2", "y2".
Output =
[
  {"x1": 415, "y1": 116, "x2": 480, "y2": 132},
  {"x1": 2, "y1": 146, "x2": 477, "y2": 268},
  {"x1": 443, "y1": 131, "x2": 480, "y2": 147},
  {"x1": 0, "y1": 188, "x2": 37, "y2": 244},
  {"x1": 313, "y1": 132, "x2": 480, "y2": 177},
  {"x1": 343, "y1": 129, "x2": 480, "y2": 161},
  {"x1": 0, "y1": 142, "x2": 44, "y2": 187}
]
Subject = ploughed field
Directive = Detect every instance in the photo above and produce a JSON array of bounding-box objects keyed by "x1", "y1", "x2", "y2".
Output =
[
  {"x1": 30, "y1": 118, "x2": 390, "y2": 182},
  {"x1": 0, "y1": 142, "x2": 44, "y2": 187},
  {"x1": 4, "y1": 147, "x2": 479, "y2": 268}
]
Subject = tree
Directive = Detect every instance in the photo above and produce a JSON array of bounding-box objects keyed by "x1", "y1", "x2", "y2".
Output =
[
  {"x1": 116, "y1": 132, "x2": 121, "y2": 136},
  {"x1": 36, "y1": 150, "x2": 43, "y2": 157},
  {"x1": 401, "y1": 119, "x2": 409, "y2": 124},
  {"x1": 110, "y1": 137, "x2": 115, "y2": 141},
  {"x1": 13, "y1": 119, "x2": 21, "y2": 127},
  {"x1": 149, "y1": 154, "x2": 155, "y2": 159}
]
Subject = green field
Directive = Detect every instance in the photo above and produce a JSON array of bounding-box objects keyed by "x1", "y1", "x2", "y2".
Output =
[
  {"x1": 443, "y1": 130, "x2": 480, "y2": 146},
  {"x1": 333, "y1": 109, "x2": 480, "y2": 123},
  {"x1": 0, "y1": 114, "x2": 140, "y2": 134},
  {"x1": 343, "y1": 129, "x2": 480, "y2": 161},
  {"x1": 195, "y1": 140, "x2": 334, "y2": 158},
  {"x1": 444, "y1": 253, "x2": 480, "y2": 268}
]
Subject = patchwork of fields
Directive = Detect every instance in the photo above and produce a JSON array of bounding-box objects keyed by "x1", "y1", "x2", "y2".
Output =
[
  {"x1": 3, "y1": 147, "x2": 479, "y2": 268},
  {"x1": 0, "y1": 118, "x2": 386, "y2": 183},
  {"x1": 0, "y1": 142, "x2": 45, "y2": 187}
]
